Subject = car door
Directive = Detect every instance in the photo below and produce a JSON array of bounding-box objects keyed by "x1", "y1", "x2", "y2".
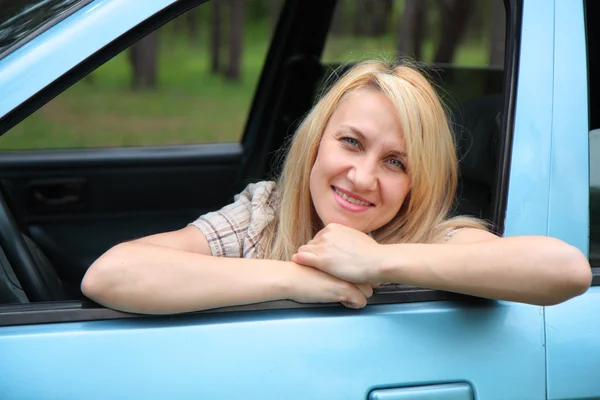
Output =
[{"x1": 0, "y1": 0, "x2": 555, "y2": 399}]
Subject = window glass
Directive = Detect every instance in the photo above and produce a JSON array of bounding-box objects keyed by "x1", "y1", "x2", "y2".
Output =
[
  {"x1": 323, "y1": 0, "x2": 506, "y2": 221},
  {"x1": 0, "y1": 0, "x2": 278, "y2": 150}
]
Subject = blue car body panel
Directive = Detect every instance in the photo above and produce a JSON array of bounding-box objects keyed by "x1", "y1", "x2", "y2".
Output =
[
  {"x1": 545, "y1": 288, "x2": 600, "y2": 400},
  {"x1": 0, "y1": 0, "x2": 597, "y2": 399},
  {"x1": 0, "y1": 303, "x2": 545, "y2": 399}
]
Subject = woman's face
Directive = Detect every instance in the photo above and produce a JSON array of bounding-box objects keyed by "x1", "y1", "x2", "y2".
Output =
[{"x1": 309, "y1": 88, "x2": 412, "y2": 233}]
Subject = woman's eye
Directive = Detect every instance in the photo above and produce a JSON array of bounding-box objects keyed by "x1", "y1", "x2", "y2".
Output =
[
  {"x1": 342, "y1": 137, "x2": 360, "y2": 148},
  {"x1": 388, "y1": 158, "x2": 405, "y2": 170}
]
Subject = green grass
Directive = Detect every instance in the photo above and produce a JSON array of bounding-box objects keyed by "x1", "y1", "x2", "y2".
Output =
[{"x1": 0, "y1": 30, "x2": 490, "y2": 151}]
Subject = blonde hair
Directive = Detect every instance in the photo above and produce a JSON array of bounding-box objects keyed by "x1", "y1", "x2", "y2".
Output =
[{"x1": 260, "y1": 59, "x2": 485, "y2": 260}]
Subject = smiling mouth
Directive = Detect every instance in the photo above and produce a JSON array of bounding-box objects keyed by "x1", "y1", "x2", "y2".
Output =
[{"x1": 332, "y1": 186, "x2": 374, "y2": 207}]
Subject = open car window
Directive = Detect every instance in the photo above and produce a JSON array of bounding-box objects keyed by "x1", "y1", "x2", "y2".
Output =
[{"x1": 0, "y1": 0, "x2": 519, "y2": 324}]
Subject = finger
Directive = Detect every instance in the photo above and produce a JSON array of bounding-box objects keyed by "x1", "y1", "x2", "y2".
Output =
[
  {"x1": 341, "y1": 301, "x2": 363, "y2": 309},
  {"x1": 325, "y1": 223, "x2": 347, "y2": 233},
  {"x1": 313, "y1": 228, "x2": 328, "y2": 239},
  {"x1": 355, "y1": 282, "x2": 374, "y2": 298},
  {"x1": 293, "y1": 251, "x2": 320, "y2": 268},
  {"x1": 340, "y1": 289, "x2": 367, "y2": 309},
  {"x1": 338, "y1": 281, "x2": 368, "y2": 309},
  {"x1": 297, "y1": 244, "x2": 317, "y2": 254}
]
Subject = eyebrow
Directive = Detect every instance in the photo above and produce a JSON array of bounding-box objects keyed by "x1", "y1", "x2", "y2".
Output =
[{"x1": 340, "y1": 125, "x2": 408, "y2": 160}]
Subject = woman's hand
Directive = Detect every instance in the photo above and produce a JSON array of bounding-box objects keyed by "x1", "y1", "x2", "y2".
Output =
[
  {"x1": 283, "y1": 261, "x2": 373, "y2": 309},
  {"x1": 292, "y1": 223, "x2": 383, "y2": 284}
]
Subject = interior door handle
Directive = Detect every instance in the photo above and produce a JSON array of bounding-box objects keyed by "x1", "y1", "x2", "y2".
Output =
[
  {"x1": 29, "y1": 179, "x2": 85, "y2": 211},
  {"x1": 369, "y1": 383, "x2": 473, "y2": 400},
  {"x1": 34, "y1": 191, "x2": 81, "y2": 206}
]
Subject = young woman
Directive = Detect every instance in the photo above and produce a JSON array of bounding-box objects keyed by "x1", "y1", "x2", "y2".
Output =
[{"x1": 81, "y1": 60, "x2": 592, "y2": 314}]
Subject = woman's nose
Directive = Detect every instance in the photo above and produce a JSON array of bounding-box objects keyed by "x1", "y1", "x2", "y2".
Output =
[{"x1": 348, "y1": 158, "x2": 377, "y2": 191}]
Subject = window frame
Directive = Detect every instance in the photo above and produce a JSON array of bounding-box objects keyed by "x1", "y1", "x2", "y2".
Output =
[
  {"x1": 0, "y1": 286, "x2": 487, "y2": 327},
  {"x1": 490, "y1": 0, "x2": 521, "y2": 232}
]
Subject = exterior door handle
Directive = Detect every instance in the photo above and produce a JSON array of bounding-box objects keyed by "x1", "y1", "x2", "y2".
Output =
[{"x1": 369, "y1": 383, "x2": 473, "y2": 400}]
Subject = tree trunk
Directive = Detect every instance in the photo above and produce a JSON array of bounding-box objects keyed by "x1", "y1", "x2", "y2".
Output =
[
  {"x1": 226, "y1": 0, "x2": 244, "y2": 80},
  {"x1": 187, "y1": 9, "x2": 199, "y2": 47},
  {"x1": 129, "y1": 32, "x2": 159, "y2": 90},
  {"x1": 434, "y1": 0, "x2": 474, "y2": 64},
  {"x1": 210, "y1": 0, "x2": 222, "y2": 74},
  {"x1": 489, "y1": 0, "x2": 505, "y2": 67},
  {"x1": 330, "y1": 0, "x2": 347, "y2": 36},
  {"x1": 397, "y1": 0, "x2": 426, "y2": 60},
  {"x1": 370, "y1": 0, "x2": 391, "y2": 37},
  {"x1": 468, "y1": 0, "x2": 486, "y2": 37},
  {"x1": 353, "y1": 1, "x2": 368, "y2": 36},
  {"x1": 173, "y1": 14, "x2": 185, "y2": 33}
]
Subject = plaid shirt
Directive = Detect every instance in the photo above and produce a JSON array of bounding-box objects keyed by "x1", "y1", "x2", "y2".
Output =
[{"x1": 190, "y1": 181, "x2": 277, "y2": 258}]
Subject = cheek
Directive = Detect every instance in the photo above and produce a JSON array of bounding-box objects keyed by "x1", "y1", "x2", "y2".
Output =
[
  {"x1": 383, "y1": 177, "x2": 411, "y2": 211},
  {"x1": 310, "y1": 149, "x2": 336, "y2": 183}
]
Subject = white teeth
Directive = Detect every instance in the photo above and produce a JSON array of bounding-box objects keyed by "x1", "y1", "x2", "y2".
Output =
[{"x1": 334, "y1": 188, "x2": 371, "y2": 206}]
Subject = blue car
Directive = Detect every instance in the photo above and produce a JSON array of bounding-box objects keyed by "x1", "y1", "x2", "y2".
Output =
[{"x1": 0, "y1": 0, "x2": 597, "y2": 399}]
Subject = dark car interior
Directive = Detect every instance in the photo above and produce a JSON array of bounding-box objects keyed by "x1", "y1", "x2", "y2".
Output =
[
  {"x1": 0, "y1": 0, "x2": 516, "y2": 308},
  {"x1": 586, "y1": 0, "x2": 600, "y2": 268}
]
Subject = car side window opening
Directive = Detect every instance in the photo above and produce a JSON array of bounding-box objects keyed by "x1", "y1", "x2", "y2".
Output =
[{"x1": 0, "y1": 0, "x2": 511, "y2": 310}]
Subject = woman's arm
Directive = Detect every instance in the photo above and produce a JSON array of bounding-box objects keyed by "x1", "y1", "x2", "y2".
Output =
[
  {"x1": 293, "y1": 224, "x2": 592, "y2": 306},
  {"x1": 82, "y1": 227, "x2": 372, "y2": 314},
  {"x1": 378, "y1": 231, "x2": 591, "y2": 305}
]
